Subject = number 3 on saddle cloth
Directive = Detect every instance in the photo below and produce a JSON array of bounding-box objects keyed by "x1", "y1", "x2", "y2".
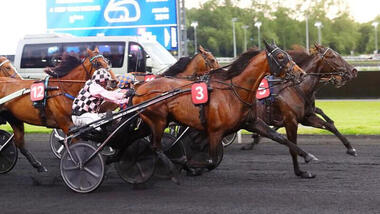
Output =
[
  {"x1": 191, "y1": 82, "x2": 210, "y2": 127},
  {"x1": 192, "y1": 82, "x2": 209, "y2": 104}
]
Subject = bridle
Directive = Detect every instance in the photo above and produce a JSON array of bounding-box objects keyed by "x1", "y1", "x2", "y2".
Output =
[
  {"x1": 200, "y1": 51, "x2": 219, "y2": 71},
  {"x1": 308, "y1": 47, "x2": 350, "y2": 85},
  {"x1": 81, "y1": 54, "x2": 111, "y2": 80},
  {"x1": 0, "y1": 59, "x2": 20, "y2": 79},
  {"x1": 266, "y1": 47, "x2": 300, "y2": 82}
]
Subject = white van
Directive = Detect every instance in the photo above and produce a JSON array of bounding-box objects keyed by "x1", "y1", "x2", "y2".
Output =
[{"x1": 14, "y1": 34, "x2": 176, "y2": 79}]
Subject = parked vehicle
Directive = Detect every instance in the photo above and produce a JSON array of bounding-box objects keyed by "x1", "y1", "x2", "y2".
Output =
[{"x1": 14, "y1": 34, "x2": 176, "y2": 79}]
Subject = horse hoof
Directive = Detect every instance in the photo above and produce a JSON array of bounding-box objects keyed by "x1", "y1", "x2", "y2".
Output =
[
  {"x1": 37, "y1": 166, "x2": 48, "y2": 173},
  {"x1": 240, "y1": 145, "x2": 254, "y2": 150},
  {"x1": 299, "y1": 171, "x2": 316, "y2": 179},
  {"x1": 171, "y1": 176, "x2": 181, "y2": 185},
  {"x1": 304, "y1": 153, "x2": 318, "y2": 163},
  {"x1": 347, "y1": 148, "x2": 358, "y2": 157},
  {"x1": 186, "y1": 168, "x2": 203, "y2": 177}
]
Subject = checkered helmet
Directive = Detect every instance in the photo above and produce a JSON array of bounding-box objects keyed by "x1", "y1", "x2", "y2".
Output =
[
  {"x1": 91, "y1": 68, "x2": 112, "y2": 84},
  {"x1": 117, "y1": 73, "x2": 136, "y2": 88}
]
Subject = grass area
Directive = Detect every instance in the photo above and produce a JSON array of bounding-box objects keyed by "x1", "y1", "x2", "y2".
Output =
[
  {"x1": 296, "y1": 100, "x2": 380, "y2": 135},
  {"x1": 1, "y1": 100, "x2": 380, "y2": 135},
  {"x1": 0, "y1": 123, "x2": 52, "y2": 133}
]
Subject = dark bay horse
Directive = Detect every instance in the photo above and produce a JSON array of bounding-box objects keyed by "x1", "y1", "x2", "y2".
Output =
[
  {"x1": 241, "y1": 44, "x2": 358, "y2": 178},
  {"x1": 132, "y1": 42, "x2": 316, "y2": 182},
  {"x1": 0, "y1": 48, "x2": 114, "y2": 172}
]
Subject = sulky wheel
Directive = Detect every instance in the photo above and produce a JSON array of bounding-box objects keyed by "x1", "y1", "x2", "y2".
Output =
[
  {"x1": 0, "y1": 130, "x2": 17, "y2": 174},
  {"x1": 221, "y1": 132, "x2": 237, "y2": 147},
  {"x1": 183, "y1": 129, "x2": 224, "y2": 171},
  {"x1": 155, "y1": 133, "x2": 187, "y2": 178},
  {"x1": 60, "y1": 142, "x2": 105, "y2": 193},
  {"x1": 49, "y1": 129, "x2": 66, "y2": 159},
  {"x1": 115, "y1": 138, "x2": 157, "y2": 184}
]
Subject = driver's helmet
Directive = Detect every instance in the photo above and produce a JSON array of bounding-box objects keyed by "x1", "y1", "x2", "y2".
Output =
[
  {"x1": 117, "y1": 73, "x2": 136, "y2": 89},
  {"x1": 91, "y1": 68, "x2": 112, "y2": 85}
]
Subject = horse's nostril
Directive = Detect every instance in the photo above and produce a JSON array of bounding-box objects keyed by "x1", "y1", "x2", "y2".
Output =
[{"x1": 352, "y1": 68, "x2": 358, "y2": 78}]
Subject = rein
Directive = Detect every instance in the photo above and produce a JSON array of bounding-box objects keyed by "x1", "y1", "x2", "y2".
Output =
[{"x1": 134, "y1": 82, "x2": 194, "y2": 97}]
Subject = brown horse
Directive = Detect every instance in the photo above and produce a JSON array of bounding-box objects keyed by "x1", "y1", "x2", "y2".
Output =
[
  {"x1": 160, "y1": 45, "x2": 220, "y2": 79},
  {"x1": 129, "y1": 45, "x2": 220, "y2": 85},
  {"x1": 0, "y1": 56, "x2": 22, "y2": 79},
  {"x1": 99, "y1": 45, "x2": 220, "y2": 112},
  {"x1": 241, "y1": 44, "x2": 358, "y2": 178},
  {"x1": 132, "y1": 42, "x2": 316, "y2": 182},
  {"x1": 0, "y1": 48, "x2": 114, "y2": 172}
]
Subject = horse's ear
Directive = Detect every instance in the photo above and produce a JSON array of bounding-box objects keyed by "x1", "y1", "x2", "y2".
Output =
[
  {"x1": 198, "y1": 45, "x2": 206, "y2": 53},
  {"x1": 94, "y1": 46, "x2": 100, "y2": 53},
  {"x1": 314, "y1": 43, "x2": 321, "y2": 50},
  {"x1": 86, "y1": 48, "x2": 92, "y2": 56},
  {"x1": 263, "y1": 40, "x2": 271, "y2": 51}
]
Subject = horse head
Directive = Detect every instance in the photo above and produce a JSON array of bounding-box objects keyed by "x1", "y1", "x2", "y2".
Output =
[
  {"x1": 84, "y1": 47, "x2": 118, "y2": 88},
  {"x1": 197, "y1": 45, "x2": 220, "y2": 73},
  {"x1": 264, "y1": 40, "x2": 305, "y2": 82},
  {"x1": 0, "y1": 56, "x2": 22, "y2": 79},
  {"x1": 313, "y1": 44, "x2": 357, "y2": 87}
]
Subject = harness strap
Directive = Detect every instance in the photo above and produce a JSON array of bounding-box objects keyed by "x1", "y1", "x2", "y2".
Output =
[
  {"x1": 0, "y1": 59, "x2": 9, "y2": 67},
  {"x1": 64, "y1": 93, "x2": 75, "y2": 100}
]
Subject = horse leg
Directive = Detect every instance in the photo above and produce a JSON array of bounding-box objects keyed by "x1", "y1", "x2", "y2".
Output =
[
  {"x1": 241, "y1": 127, "x2": 280, "y2": 150},
  {"x1": 143, "y1": 116, "x2": 180, "y2": 184},
  {"x1": 241, "y1": 133, "x2": 261, "y2": 150},
  {"x1": 315, "y1": 107, "x2": 335, "y2": 124},
  {"x1": 284, "y1": 120, "x2": 316, "y2": 178},
  {"x1": 302, "y1": 113, "x2": 357, "y2": 156},
  {"x1": 251, "y1": 118, "x2": 318, "y2": 163},
  {"x1": 208, "y1": 131, "x2": 224, "y2": 168},
  {"x1": 7, "y1": 118, "x2": 47, "y2": 172}
]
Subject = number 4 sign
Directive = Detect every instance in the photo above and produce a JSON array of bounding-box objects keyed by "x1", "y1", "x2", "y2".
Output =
[
  {"x1": 30, "y1": 82, "x2": 45, "y2": 101},
  {"x1": 191, "y1": 82, "x2": 208, "y2": 104}
]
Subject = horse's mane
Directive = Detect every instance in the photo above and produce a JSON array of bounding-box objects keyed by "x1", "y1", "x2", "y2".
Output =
[
  {"x1": 44, "y1": 54, "x2": 82, "y2": 78},
  {"x1": 287, "y1": 48, "x2": 314, "y2": 68},
  {"x1": 213, "y1": 48, "x2": 261, "y2": 80},
  {"x1": 161, "y1": 57, "x2": 192, "y2": 77}
]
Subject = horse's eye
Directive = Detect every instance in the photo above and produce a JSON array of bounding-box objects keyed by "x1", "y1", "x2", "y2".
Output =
[{"x1": 277, "y1": 54, "x2": 284, "y2": 60}]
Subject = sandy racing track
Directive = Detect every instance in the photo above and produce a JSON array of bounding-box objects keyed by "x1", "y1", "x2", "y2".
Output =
[{"x1": 1, "y1": 134, "x2": 380, "y2": 214}]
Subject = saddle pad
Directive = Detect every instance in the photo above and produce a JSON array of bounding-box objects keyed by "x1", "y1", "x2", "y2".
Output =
[
  {"x1": 256, "y1": 78, "x2": 270, "y2": 99},
  {"x1": 30, "y1": 82, "x2": 45, "y2": 101},
  {"x1": 191, "y1": 82, "x2": 208, "y2": 104}
]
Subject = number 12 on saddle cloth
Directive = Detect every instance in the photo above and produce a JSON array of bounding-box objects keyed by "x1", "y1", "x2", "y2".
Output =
[
  {"x1": 30, "y1": 82, "x2": 45, "y2": 101},
  {"x1": 191, "y1": 82, "x2": 208, "y2": 104}
]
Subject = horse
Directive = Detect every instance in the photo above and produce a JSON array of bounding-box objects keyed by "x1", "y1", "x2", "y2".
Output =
[
  {"x1": 160, "y1": 45, "x2": 220, "y2": 79},
  {"x1": 240, "y1": 44, "x2": 358, "y2": 178},
  {"x1": 132, "y1": 42, "x2": 316, "y2": 183},
  {"x1": 129, "y1": 45, "x2": 220, "y2": 85},
  {"x1": 0, "y1": 48, "x2": 114, "y2": 172},
  {"x1": 0, "y1": 56, "x2": 22, "y2": 79}
]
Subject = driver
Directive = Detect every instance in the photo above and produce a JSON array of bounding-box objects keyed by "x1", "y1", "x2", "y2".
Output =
[{"x1": 71, "y1": 68, "x2": 128, "y2": 129}]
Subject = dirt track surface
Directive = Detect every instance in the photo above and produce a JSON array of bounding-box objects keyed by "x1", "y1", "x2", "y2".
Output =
[{"x1": 1, "y1": 134, "x2": 380, "y2": 214}]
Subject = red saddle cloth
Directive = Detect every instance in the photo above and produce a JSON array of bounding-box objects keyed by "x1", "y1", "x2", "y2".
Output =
[{"x1": 256, "y1": 78, "x2": 271, "y2": 99}]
